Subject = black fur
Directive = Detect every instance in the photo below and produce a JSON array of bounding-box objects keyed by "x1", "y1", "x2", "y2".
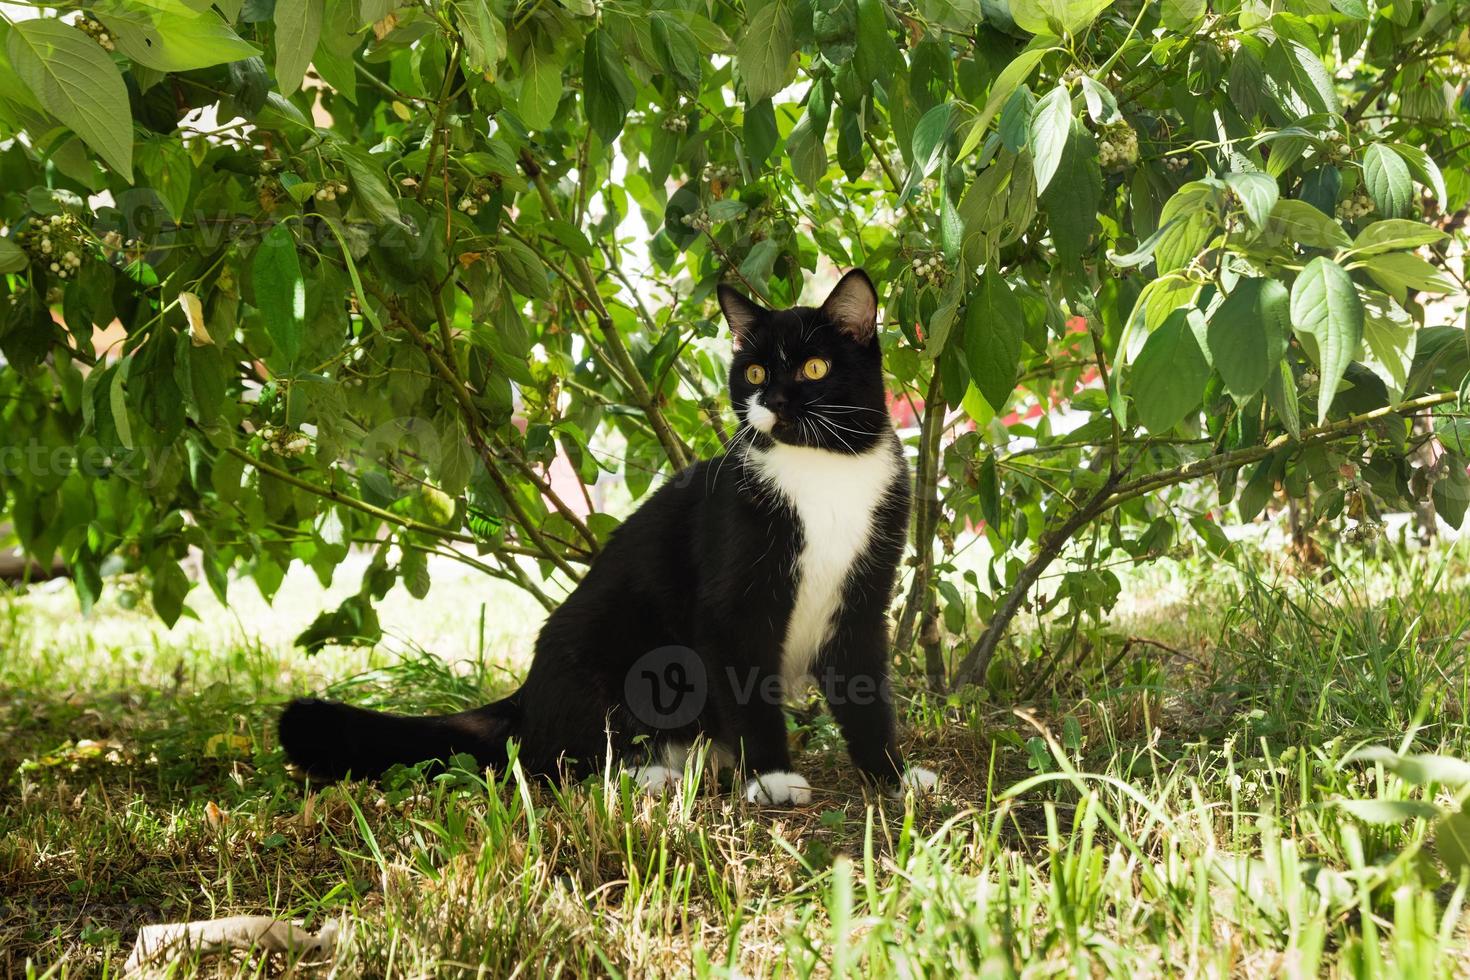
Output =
[{"x1": 278, "y1": 270, "x2": 915, "y2": 790}]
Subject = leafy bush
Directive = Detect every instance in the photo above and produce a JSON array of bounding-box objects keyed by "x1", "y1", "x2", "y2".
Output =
[{"x1": 0, "y1": 0, "x2": 1466, "y2": 681}]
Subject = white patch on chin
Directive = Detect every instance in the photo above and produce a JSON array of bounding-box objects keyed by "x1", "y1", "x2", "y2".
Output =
[
  {"x1": 745, "y1": 394, "x2": 777, "y2": 434},
  {"x1": 748, "y1": 435, "x2": 902, "y2": 691},
  {"x1": 890, "y1": 766, "x2": 939, "y2": 797},
  {"x1": 631, "y1": 764, "x2": 682, "y2": 795},
  {"x1": 745, "y1": 771, "x2": 813, "y2": 805}
]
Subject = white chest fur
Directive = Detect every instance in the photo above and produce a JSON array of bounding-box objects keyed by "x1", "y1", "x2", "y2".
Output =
[{"x1": 749, "y1": 438, "x2": 900, "y2": 690}]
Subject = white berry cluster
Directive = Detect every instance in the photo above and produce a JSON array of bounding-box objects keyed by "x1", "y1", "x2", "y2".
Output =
[
  {"x1": 678, "y1": 209, "x2": 713, "y2": 232},
  {"x1": 1164, "y1": 155, "x2": 1189, "y2": 173},
  {"x1": 704, "y1": 163, "x2": 739, "y2": 184},
  {"x1": 75, "y1": 15, "x2": 116, "y2": 52},
  {"x1": 910, "y1": 253, "x2": 945, "y2": 287},
  {"x1": 660, "y1": 114, "x2": 689, "y2": 133},
  {"x1": 1321, "y1": 130, "x2": 1349, "y2": 163},
  {"x1": 16, "y1": 213, "x2": 92, "y2": 280},
  {"x1": 1344, "y1": 520, "x2": 1383, "y2": 544},
  {"x1": 314, "y1": 179, "x2": 349, "y2": 202},
  {"x1": 1298, "y1": 370, "x2": 1319, "y2": 391},
  {"x1": 1337, "y1": 187, "x2": 1374, "y2": 221},
  {"x1": 457, "y1": 181, "x2": 495, "y2": 216},
  {"x1": 49, "y1": 250, "x2": 83, "y2": 278},
  {"x1": 1096, "y1": 121, "x2": 1139, "y2": 172},
  {"x1": 257, "y1": 425, "x2": 312, "y2": 457}
]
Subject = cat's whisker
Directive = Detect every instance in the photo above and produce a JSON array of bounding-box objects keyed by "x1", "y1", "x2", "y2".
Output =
[
  {"x1": 808, "y1": 412, "x2": 858, "y2": 454},
  {"x1": 709, "y1": 422, "x2": 757, "y2": 492},
  {"x1": 810, "y1": 401, "x2": 889, "y2": 416},
  {"x1": 810, "y1": 411, "x2": 877, "y2": 438}
]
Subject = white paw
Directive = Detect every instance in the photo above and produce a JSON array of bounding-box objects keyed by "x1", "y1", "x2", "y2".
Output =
[
  {"x1": 745, "y1": 771, "x2": 813, "y2": 806},
  {"x1": 890, "y1": 766, "x2": 939, "y2": 797},
  {"x1": 630, "y1": 764, "x2": 682, "y2": 795}
]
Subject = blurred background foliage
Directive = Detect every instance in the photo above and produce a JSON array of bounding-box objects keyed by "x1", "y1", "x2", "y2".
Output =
[{"x1": 0, "y1": 0, "x2": 1467, "y2": 687}]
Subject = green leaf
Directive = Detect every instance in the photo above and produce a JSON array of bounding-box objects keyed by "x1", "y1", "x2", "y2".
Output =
[
  {"x1": 744, "y1": 99, "x2": 778, "y2": 165},
  {"x1": 253, "y1": 223, "x2": 305, "y2": 370},
  {"x1": 963, "y1": 270, "x2": 1024, "y2": 412},
  {"x1": 1361, "y1": 252, "x2": 1457, "y2": 300},
  {"x1": 1361, "y1": 143, "x2": 1412, "y2": 219},
  {"x1": 517, "y1": 38, "x2": 563, "y2": 130},
  {"x1": 8, "y1": 19, "x2": 133, "y2": 179},
  {"x1": 97, "y1": 7, "x2": 259, "y2": 72},
  {"x1": 738, "y1": 0, "x2": 794, "y2": 102},
  {"x1": 1223, "y1": 172, "x2": 1278, "y2": 228},
  {"x1": 497, "y1": 238, "x2": 551, "y2": 299},
  {"x1": 400, "y1": 542, "x2": 431, "y2": 598},
  {"x1": 1264, "y1": 356, "x2": 1300, "y2": 440},
  {"x1": 583, "y1": 28, "x2": 635, "y2": 142},
  {"x1": 1391, "y1": 142, "x2": 1445, "y2": 203},
  {"x1": 1009, "y1": 0, "x2": 1114, "y2": 35},
  {"x1": 1161, "y1": 0, "x2": 1205, "y2": 30},
  {"x1": 1265, "y1": 199, "x2": 1351, "y2": 249},
  {"x1": 1040, "y1": 117, "x2": 1101, "y2": 268},
  {"x1": 739, "y1": 238, "x2": 780, "y2": 286},
  {"x1": 1077, "y1": 74, "x2": 1119, "y2": 124},
  {"x1": 1359, "y1": 291, "x2": 1416, "y2": 401},
  {"x1": 273, "y1": 0, "x2": 323, "y2": 96},
  {"x1": 151, "y1": 559, "x2": 192, "y2": 627},
  {"x1": 1154, "y1": 180, "x2": 1225, "y2": 274},
  {"x1": 1028, "y1": 85, "x2": 1071, "y2": 194},
  {"x1": 137, "y1": 140, "x2": 193, "y2": 223},
  {"x1": 1131, "y1": 310, "x2": 1209, "y2": 434},
  {"x1": 1207, "y1": 278, "x2": 1290, "y2": 402},
  {"x1": 1436, "y1": 809, "x2": 1470, "y2": 877},
  {"x1": 1335, "y1": 799, "x2": 1440, "y2": 825},
  {"x1": 457, "y1": 0, "x2": 506, "y2": 75},
  {"x1": 1350, "y1": 747, "x2": 1470, "y2": 787},
  {"x1": 1330, "y1": 0, "x2": 1368, "y2": 17},
  {"x1": 109, "y1": 363, "x2": 135, "y2": 450},
  {"x1": 956, "y1": 45, "x2": 1048, "y2": 159},
  {"x1": 787, "y1": 108, "x2": 828, "y2": 190},
  {"x1": 337, "y1": 143, "x2": 404, "y2": 228},
  {"x1": 295, "y1": 593, "x2": 381, "y2": 653},
  {"x1": 1290, "y1": 257, "x2": 1363, "y2": 423},
  {"x1": 1264, "y1": 39, "x2": 1339, "y2": 115},
  {"x1": 0, "y1": 236, "x2": 28, "y2": 273},
  {"x1": 1348, "y1": 219, "x2": 1448, "y2": 257},
  {"x1": 651, "y1": 12, "x2": 701, "y2": 90},
  {"x1": 1434, "y1": 462, "x2": 1470, "y2": 530},
  {"x1": 853, "y1": 0, "x2": 897, "y2": 89},
  {"x1": 910, "y1": 102, "x2": 957, "y2": 186}
]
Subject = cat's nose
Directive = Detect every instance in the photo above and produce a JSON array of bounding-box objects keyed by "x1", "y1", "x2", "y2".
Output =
[{"x1": 764, "y1": 391, "x2": 789, "y2": 417}]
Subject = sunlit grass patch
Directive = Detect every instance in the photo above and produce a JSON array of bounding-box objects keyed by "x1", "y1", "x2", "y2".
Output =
[{"x1": 5, "y1": 544, "x2": 1470, "y2": 976}]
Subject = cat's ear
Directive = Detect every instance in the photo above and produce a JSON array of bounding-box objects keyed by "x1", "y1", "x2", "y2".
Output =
[
  {"x1": 717, "y1": 284, "x2": 764, "y2": 347},
  {"x1": 821, "y1": 269, "x2": 879, "y2": 343}
]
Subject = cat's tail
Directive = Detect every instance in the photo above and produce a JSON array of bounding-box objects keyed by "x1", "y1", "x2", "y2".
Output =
[{"x1": 277, "y1": 693, "x2": 521, "y2": 780}]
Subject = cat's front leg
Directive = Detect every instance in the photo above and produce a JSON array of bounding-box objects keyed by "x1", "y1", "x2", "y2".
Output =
[
  {"x1": 818, "y1": 619, "x2": 938, "y2": 796},
  {"x1": 707, "y1": 655, "x2": 812, "y2": 805},
  {"x1": 733, "y1": 686, "x2": 812, "y2": 806}
]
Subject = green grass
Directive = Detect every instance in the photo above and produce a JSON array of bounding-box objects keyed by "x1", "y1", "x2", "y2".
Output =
[{"x1": 5, "y1": 542, "x2": 1470, "y2": 977}]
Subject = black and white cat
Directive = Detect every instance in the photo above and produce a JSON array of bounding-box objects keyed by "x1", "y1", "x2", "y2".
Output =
[{"x1": 279, "y1": 269, "x2": 936, "y2": 804}]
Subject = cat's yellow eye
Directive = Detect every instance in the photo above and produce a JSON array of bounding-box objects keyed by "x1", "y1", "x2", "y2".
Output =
[
  {"x1": 744, "y1": 364, "x2": 767, "y2": 385},
  {"x1": 801, "y1": 357, "x2": 831, "y2": 381}
]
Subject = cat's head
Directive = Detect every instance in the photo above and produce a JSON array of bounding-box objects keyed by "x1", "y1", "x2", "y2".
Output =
[{"x1": 718, "y1": 270, "x2": 889, "y2": 455}]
